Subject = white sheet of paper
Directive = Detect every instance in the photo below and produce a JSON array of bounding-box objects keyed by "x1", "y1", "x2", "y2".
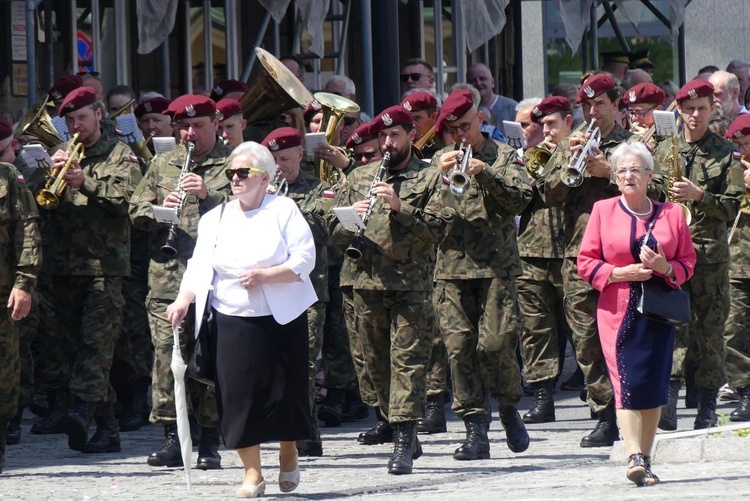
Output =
[
  {"x1": 503, "y1": 121, "x2": 526, "y2": 150},
  {"x1": 305, "y1": 132, "x2": 327, "y2": 157},
  {"x1": 153, "y1": 137, "x2": 177, "y2": 155},
  {"x1": 20, "y1": 144, "x2": 53, "y2": 170},
  {"x1": 115, "y1": 114, "x2": 145, "y2": 143},
  {"x1": 151, "y1": 205, "x2": 180, "y2": 224},
  {"x1": 51, "y1": 116, "x2": 71, "y2": 141},
  {"x1": 653, "y1": 110, "x2": 678, "y2": 138},
  {"x1": 333, "y1": 206, "x2": 365, "y2": 233}
]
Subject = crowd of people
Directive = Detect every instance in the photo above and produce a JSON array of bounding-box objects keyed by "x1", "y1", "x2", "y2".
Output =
[{"x1": 1, "y1": 49, "x2": 749, "y2": 497}]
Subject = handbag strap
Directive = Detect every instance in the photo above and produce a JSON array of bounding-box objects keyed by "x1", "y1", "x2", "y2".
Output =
[
  {"x1": 642, "y1": 201, "x2": 662, "y2": 244},
  {"x1": 213, "y1": 202, "x2": 226, "y2": 251}
]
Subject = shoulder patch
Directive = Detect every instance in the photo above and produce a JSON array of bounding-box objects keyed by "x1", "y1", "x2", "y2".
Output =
[
  {"x1": 442, "y1": 173, "x2": 451, "y2": 185},
  {"x1": 115, "y1": 128, "x2": 125, "y2": 136},
  {"x1": 323, "y1": 189, "x2": 336, "y2": 198},
  {"x1": 130, "y1": 153, "x2": 139, "y2": 163},
  {"x1": 733, "y1": 151, "x2": 742, "y2": 160},
  {"x1": 17, "y1": 173, "x2": 25, "y2": 184}
]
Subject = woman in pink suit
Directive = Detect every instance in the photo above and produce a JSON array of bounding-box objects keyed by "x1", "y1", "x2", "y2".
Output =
[{"x1": 578, "y1": 142, "x2": 696, "y2": 487}]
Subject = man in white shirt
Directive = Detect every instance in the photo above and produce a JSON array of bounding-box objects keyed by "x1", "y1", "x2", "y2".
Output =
[{"x1": 467, "y1": 63, "x2": 518, "y2": 136}]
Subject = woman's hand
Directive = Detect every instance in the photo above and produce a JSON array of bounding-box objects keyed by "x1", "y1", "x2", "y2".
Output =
[
  {"x1": 166, "y1": 297, "x2": 191, "y2": 330},
  {"x1": 640, "y1": 242, "x2": 670, "y2": 275},
  {"x1": 610, "y1": 263, "x2": 653, "y2": 283},
  {"x1": 240, "y1": 269, "x2": 269, "y2": 290}
]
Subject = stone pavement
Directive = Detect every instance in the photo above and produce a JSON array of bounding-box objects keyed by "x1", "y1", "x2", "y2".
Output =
[{"x1": 2, "y1": 388, "x2": 749, "y2": 500}]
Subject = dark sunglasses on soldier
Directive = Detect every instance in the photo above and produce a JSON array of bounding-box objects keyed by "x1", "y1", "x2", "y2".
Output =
[
  {"x1": 357, "y1": 151, "x2": 378, "y2": 162},
  {"x1": 224, "y1": 166, "x2": 265, "y2": 181},
  {"x1": 400, "y1": 73, "x2": 428, "y2": 82},
  {"x1": 343, "y1": 116, "x2": 357, "y2": 126}
]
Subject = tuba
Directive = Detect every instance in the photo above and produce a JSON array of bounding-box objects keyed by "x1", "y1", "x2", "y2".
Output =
[
  {"x1": 523, "y1": 135, "x2": 553, "y2": 180},
  {"x1": 561, "y1": 119, "x2": 600, "y2": 187},
  {"x1": 315, "y1": 92, "x2": 360, "y2": 186},
  {"x1": 36, "y1": 132, "x2": 84, "y2": 210},
  {"x1": 448, "y1": 138, "x2": 473, "y2": 196},
  {"x1": 14, "y1": 94, "x2": 62, "y2": 148}
]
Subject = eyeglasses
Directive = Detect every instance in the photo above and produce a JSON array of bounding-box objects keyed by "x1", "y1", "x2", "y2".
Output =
[
  {"x1": 445, "y1": 111, "x2": 478, "y2": 135},
  {"x1": 626, "y1": 106, "x2": 656, "y2": 119},
  {"x1": 343, "y1": 116, "x2": 358, "y2": 126},
  {"x1": 76, "y1": 71, "x2": 101, "y2": 80},
  {"x1": 400, "y1": 73, "x2": 429, "y2": 83},
  {"x1": 615, "y1": 168, "x2": 646, "y2": 177},
  {"x1": 356, "y1": 150, "x2": 378, "y2": 162},
  {"x1": 224, "y1": 166, "x2": 265, "y2": 181}
]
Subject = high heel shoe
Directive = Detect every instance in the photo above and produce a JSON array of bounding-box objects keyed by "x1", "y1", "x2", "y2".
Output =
[
  {"x1": 643, "y1": 456, "x2": 660, "y2": 486},
  {"x1": 627, "y1": 452, "x2": 647, "y2": 486},
  {"x1": 278, "y1": 466, "x2": 300, "y2": 493},
  {"x1": 236, "y1": 478, "x2": 266, "y2": 498}
]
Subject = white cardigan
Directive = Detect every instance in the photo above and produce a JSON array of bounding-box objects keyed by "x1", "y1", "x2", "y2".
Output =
[{"x1": 180, "y1": 196, "x2": 318, "y2": 337}]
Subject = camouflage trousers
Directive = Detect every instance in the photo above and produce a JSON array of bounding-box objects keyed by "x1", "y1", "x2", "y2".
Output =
[
  {"x1": 17, "y1": 290, "x2": 39, "y2": 408},
  {"x1": 671, "y1": 262, "x2": 729, "y2": 389},
  {"x1": 53, "y1": 276, "x2": 124, "y2": 404},
  {"x1": 435, "y1": 277, "x2": 522, "y2": 419},
  {"x1": 35, "y1": 275, "x2": 64, "y2": 392},
  {"x1": 726, "y1": 278, "x2": 750, "y2": 389},
  {"x1": 305, "y1": 300, "x2": 327, "y2": 412},
  {"x1": 147, "y1": 297, "x2": 218, "y2": 427},
  {"x1": 343, "y1": 286, "x2": 378, "y2": 406},
  {"x1": 518, "y1": 258, "x2": 569, "y2": 383},
  {"x1": 562, "y1": 258, "x2": 613, "y2": 413},
  {"x1": 0, "y1": 303, "x2": 20, "y2": 423},
  {"x1": 425, "y1": 322, "x2": 449, "y2": 398},
  {"x1": 353, "y1": 288, "x2": 433, "y2": 423},
  {"x1": 323, "y1": 265, "x2": 356, "y2": 391}
]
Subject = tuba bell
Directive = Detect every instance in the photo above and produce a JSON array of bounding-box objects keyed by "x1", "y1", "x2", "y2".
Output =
[
  {"x1": 314, "y1": 92, "x2": 360, "y2": 186},
  {"x1": 14, "y1": 94, "x2": 62, "y2": 149}
]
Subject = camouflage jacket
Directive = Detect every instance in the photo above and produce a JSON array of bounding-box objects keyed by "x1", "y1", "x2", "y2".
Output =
[
  {"x1": 328, "y1": 153, "x2": 454, "y2": 291},
  {"x1": 129, "y1": 139, "x2": 232, "y2": 300},
  {"x1": 729, "y1": 211, "x2": 750, "y2": 279},
  {"x1": 517, "y1": 189, "x2": 566, "y2": 260},
  {"x1": 538, "y1": 123, "x2": 636, "y2": 258},
  {"x1": 430, "y1": 136, "x2": 532, "y2": 279},
  {"x1": 653, "y1": 131, "x2": 743, "y2": 264},
  {"x1": 286, "y1": 171, "x2": 331, "y2": 302},
  {"x1": 46, "y1": 126, "x2": 142, "y2": 276},
  {"x1": 0, "y1": 163, "x2": 41, "y2": 296}
]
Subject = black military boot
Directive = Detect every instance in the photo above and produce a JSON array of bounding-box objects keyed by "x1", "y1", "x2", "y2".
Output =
[
  {"x1": 684, "y1": 366, "x2": 699, "y2": 409},
  {"x1": 453, "y1": 414, "x2": 490, "y2": 460},
  {"x1": 560, "y1": 366, "x2": 585, "y2": 391},
  {"x1": 658, "y1": 380, "x2": 681, "y2": 431},
  {"x1": 196, "y1": 427, "x2": 222, "y2": 470},
  {"x1": 580, "y1": 404, "x2": 619, "y2": 447},
  {"x1": 147, "y1": 424, "x2": 183, "y2": 467},
  {"x1": 118, "y1": 382, "x2": 148, "y2": 432},
  {"x1": 357, "y1": 408, "x2": 394, "y2": 445},
  {"x1": 523, "y1": 381, "x2": 556, "y2": 424},
  {"x1": 0, "y1": 422, "x2": 6, "y2": 474},
  {"x1": 730, "y1": 385, "x2": 750, "y2": 422},
  {"x1": 341, "y1": 386, "x2": 370, "y2": 422},
  {"x1": 82, "y1": 406, "x2": 121, "y2": 454},
  {"x1": 318, "y1": 388, "x2": 345, "y2": 427},
  {"x1": 297, "y1": 414, "x2": 323, "y2": 457},
  {"x1": 416, "y1": 393, "x2": 447, "y2": 434},
  {"x1": 62, "y1": 398, "x2": 96, "y2": 452},
  {"x1": 5, "y1": 407, "x2": 24, "y2": 445},
  {"x1": 387, "y1": 422, "x2": 423, "y2": 475},
  {"x1": 28, "y1": 394, "x2": 49, "y2": 418},
  {"x1": 30, "y1": 390, "x2": 68, "y2": 435},
  {"x1": 499, "y1": 405, "x2": 530, "y2": 453},
  {"x1": 694, "y1": 387, "x2": 718, "y2": 429}
]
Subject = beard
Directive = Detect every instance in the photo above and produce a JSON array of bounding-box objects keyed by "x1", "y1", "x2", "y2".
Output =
[{"x1": 382, "y1": 143, "x2": 411, "y2": 167}]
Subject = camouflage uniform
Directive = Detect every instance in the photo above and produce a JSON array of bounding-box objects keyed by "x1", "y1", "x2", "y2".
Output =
[
  {"x1": 129, "y1": 140, "x2": 231, "y2": 426},
  {"x1": 538, "y1": 124, "x2": 635, "y2": 413},
  {"x1": 653, "y1": 132, "x2": 744, "y2": 390},
  {"x1": 328, "y1": 154, "x2": 454, "y2": 422},
  {"x1": 727, "y1": 211, "x2": 750, "y2": 390},
  {"x1": 431, "y1": 136, "x2": 532, "y2": 417}
]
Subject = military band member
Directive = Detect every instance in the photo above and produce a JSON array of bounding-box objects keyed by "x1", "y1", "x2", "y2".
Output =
[
  {"x1": 135, "y1": 97, "x2": 173, "y2": 154},
  {"x1": 654, "y1": 80, "x2": 744, "y2": 430},
  {"x1": 347, "y1": 121, "x2": 382, "y2": 167},
  {"x1": 622, "y1": 83, "x2": 667, "y2": 147},
  {"x1": 217, "y1": 99, "x2": 247, "y2": 150},
  {"x1": 130, "y1": 94, "x2": 231, "y2": 469},
  {"x1": 47, "y1": 75, "x2": 84, "y2": 113},
  {"x1": 209, "y1": 79, "x2": 249, "y2": 102},
  {"x1": 401, "y1": 91, "x2": 442, "y2": 160}
]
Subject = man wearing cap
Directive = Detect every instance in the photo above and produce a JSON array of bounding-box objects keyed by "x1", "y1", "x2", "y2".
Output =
[
  {"x1": 48, "y1": 75, "x2": 84, "y2": 112},
  {"x1": 431, "y1": 88, "x2": 532, "y2": 460},
  {"x1": 653, "y1": 80, "x2": 744, "y2": 430},
  {"x1": 130, "y1": 94, "x2": 232, "y2": 469},
  {"x1": 217, "y1": 99, "x2": 247, "y2": 149},
  {"x1": 629, "y1": 50, "x2": 656, "y2": 74},
  {"x1": 539, "y1": 73, "x2": 637, "y2": 447},
  {"x1": 623, "y1": 82, "x2": 667, "y2": 147},
  {"x1": 601, "y1": 51, "x2": 631, "y2": 83},
  {"x1": 135, "y1": 97, "x2": 173, "y2": 154},
  {"x1": 329, "y1": 105, "x2": 454, "y2": 474},
  {"x1": 43, "y1": 87, "x2": 142, "y2": 453},
  {"x1": 401, "y1": 91, "x2": 442, "y2": 160},
  {"x1": 518, "y1": 96, "x2": 573, "y2": 425},
  {"x1": 347, "y1": 122, "x2": 382, "y2": 167},
  {"x1": 209, "y1": 79, "x2": 249, "y2": 102}
]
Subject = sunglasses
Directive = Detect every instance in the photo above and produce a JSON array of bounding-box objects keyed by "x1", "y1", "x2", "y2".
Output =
[
  {"x1": 224, "y1": 166, "x2": 265, "y2": 181},
  {"x1": 400, "y1": 73, "x2": 428, "y2": 83},
  {"x1": 356, "y1": 151, "x2": 378, "y2": 161},
  {"x1": 343, "y1": 116, "x2": 358, "y2": 126}
]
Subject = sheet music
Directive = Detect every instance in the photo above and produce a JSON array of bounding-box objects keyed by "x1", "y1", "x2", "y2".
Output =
[
  {"x1": 151, "y1": 205, "x2": 180, "y2": 224},
  {"x1": 115, "y1": 114, "x2": 145, "y2": 143},
  {"x1": 305, "y1": 132, "x2": 327, "y2": 157},
  {"x1": 502, "y1": 121, "x2": 526, "y2": 150},
  {"x1": 153, "y1": 137, "x2": 177, "y2": 155},
  {"x1": 51, "y1": 116, "x2": 72, "y2": 141},
  {"x1": 20, "y1": 144, "x2": 53, "y2": 171},
  {"x1": 333, "y1": 206, "x2": 365, "y2": 232},
  {"x1": 652, "y1": 110, "x2": 678, "y2": 138}
]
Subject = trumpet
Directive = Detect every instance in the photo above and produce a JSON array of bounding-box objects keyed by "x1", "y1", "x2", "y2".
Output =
[
  {"x1": 523, "y1": 135, "x2": 554, "y2": 180},
  {"x1": 561, "y1": 119, "x2": 600, "y2": 187},
  {"x1": 161, "y1": 141, "x2": 195, "y2": 257},
  {"x1": 267, "y1": 170, "x2": 289, "y2": 197},
  {"x1": 345, "y1": 151, "x2": 391, "y2": 260},
  {"x1": 448, "y1": 138, "x2": 473, "y2": 196},
  {"x1": 36, "y1": 132, "x2": 85, "y2": 210}
]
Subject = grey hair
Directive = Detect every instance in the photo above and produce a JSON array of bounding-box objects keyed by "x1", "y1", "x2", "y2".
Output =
[
  {"x1": 326, "y1": 75, "x2": 356, "y2": 96},
  {"x1": 449, "y1": 83, "x2": 481, "y2": 108},
  {"x1": 229, "y1": 141, "x2": 276, "y2": 179},
  {"x1": 517, "y1": 97, "x2": 543, "y2": 114},
  {"x1": 727, "y1": 60, "x2": 750, "y2": 72},
  {"x1": 610, "y1": 142, "x2": 654, "y2": 172}
]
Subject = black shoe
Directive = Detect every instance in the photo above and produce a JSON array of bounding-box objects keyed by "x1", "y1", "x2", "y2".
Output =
[
  {"x1": 730, "y1": 385, "x2": 750, "y2": 422},
  {"x1": 560, "y1": 367, "x2": 585, "y2": 391},
  {"x1": 694, "y1": 387, "x2": 718, "y2": 430},
  {"x1": 341, "y1": 387, "x2": 370, "y2": 422},
  {"x1": 453, "y1": 414, "x2": 490, "y2": 460},
  {"x1": 523, "y1": 382, "x2": 556, "y2": 424},
  {"x1": 685, "y1": 369, "x2": 699, "y2": 409},
  {"x1": 196, "y1": 427, "x2": 222, "y2": 470},
  {"x1": 580, "y1": 405, "x2": 619, "y2": 448},
  {"x1": 147, "y1": 424, "x2": 183, "y2": 467},
  {"x1": 387, "y1": 422, "x2": 422, "y2": 475},
  {"x1": 298, "y1": 413, "x2": 323, "y2": 457},
  {"x1": 318, "y1": 388, "x2": 344, "y2": 427},
  {"x1": 416, "y1": 394, "x2": 447, "y2": 434},
  {"x1": 0, "y1": 422, "x2": 6, "y2": 474},
  {"x1": 28, "y1": 395, "x2": 49, "y2": 418},
  {"x1": 30, "y1": 390, "x2": 68, "y2": 435},
  {"x1": 580, "y1": 388, "x2": 588, "y2": 403},
  {"x1": 658, "y1": 380, "x2": 681, "y2": 431},
  {"x1": 522, "y1": 381, "x2": 534, "y2": 396},
  {"x1": 499, "y1": 405, "x2": 529, "y2": 453},
  {"x1": 62, "y1": 399, "x2": 96, "y2": 452},
  {"x1": 82, "y1": 410, "x2": 121, "y2": 454},
  {"x1": 357, "y1": 420, "x2": 394, "y2": 445},
  {"x1": 118, "y1": 383, "x2": 149, "y2": 432},
  {"x1": 5, "y1": 408, "x2": 23, "y2": 446}
]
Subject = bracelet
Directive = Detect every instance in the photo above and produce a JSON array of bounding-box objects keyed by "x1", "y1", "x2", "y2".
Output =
[{"x1": 664, "y1": 263, "x2": 673, "y2": 277}]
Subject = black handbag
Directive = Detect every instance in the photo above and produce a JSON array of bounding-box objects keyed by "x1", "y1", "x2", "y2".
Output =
[{"x1": 635, "y1": 204, "x2": 692, "y2": 326}]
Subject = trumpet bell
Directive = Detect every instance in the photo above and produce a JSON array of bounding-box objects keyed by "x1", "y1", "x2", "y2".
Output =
[
  {"x1": 523, "y1": 146, "x2": 552, "y2": 180},
  {"x1": 449, "y1": 171, "x2": 471, "y2": 196},
  {"x1": 36, "y1": 189, "x2": 60, "y2": 210},
  {"x1": 561, "y1": 167, "x2": 584, "y2": 187}
]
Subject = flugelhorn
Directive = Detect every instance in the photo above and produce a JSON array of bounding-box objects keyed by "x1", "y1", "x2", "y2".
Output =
[
  {"x1": 161, "y1": 141, "x2": 195, "y2": 258},
  {"x1": 523, "y1": 135, "x2": 553, "y2": 180},
  {"x1": 36, "y1": 132, "x2": 84, "y2": 210},
  {"x1": 345, "y1": 151, "x2": 391, "y2": 260},
  {"x1": 561, "y1": 119, "x2": 600, "y2": 187},
  {"x1": 449, "y1": 138, "x2": 473, "y2": 196}
]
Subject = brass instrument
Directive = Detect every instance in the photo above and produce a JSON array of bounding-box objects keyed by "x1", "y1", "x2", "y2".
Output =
[
  {"x1": 449, "y1": 138, "x2": 473, "y2": 196},
  {"x1": 728, "y1": 153, "x2": 750, "y2": 244},
  {"x1": 561, "y1": 119, "x2": 600, "y2": 187},
  {"x1": 315, "y1": 91, "x2": 360, "y2": 186},
  {"x1": 130, "y1": 131, "x2": 155, "y2": 161},
  {"x1": 640, "y1": 101, "x2": 677, "y2": 145},
  {"x1": 109, "y1": 98, "x2": 136, "y2": 118},
  {"x1": 414, "y1": 125, "x2": 437, "y2": 154},
  {"x1": 268, "y1": 170, "x2": 289, "y2": 197},
  {"x1": 161, "y1": 141, "x2": 195, "y2": 257},
  {"x1": 345, "y1": 152, "x2": 391, "y2": 260},
  {"x1": 14, "y1": 94, "x2": 62, "y2": 148},
  {"x1": 36, "y1": 132, "x2": 84, "y2": 210},
  {"x1": 665, "y1": 136, "x2": 692, "y2": 225},
  {"x1": 523, "y1": 135, "x2": 553, "y2": 180}
]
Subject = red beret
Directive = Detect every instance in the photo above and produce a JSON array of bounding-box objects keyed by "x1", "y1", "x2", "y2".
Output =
[
  {"x1": 210, "y1": 79, "x2": 249, "y2": 101},
  {"x1": 436, "y1": 89, "x2": 474, "y2": 133},
  {"x1": 135, "y1": 97, "x2": 171, "y2": 118},
  {"x1": 58, "y1": 87, "x2": 98, "y2": 117},
  {"x1": 0, "y1": 119, "x2": 13, "y2": 141},
  {"x1": 303, "y1": 99, "x2": 323, "y2": 123},
  {"x1": 48, "y1": 75, "x2": 83, "y2": 102},
  {"x1": 262, "y1": 127, "x2": 302, "y2": 151},
  {"x1": 576, "y1": 74, "x2": 616, "y2": 104},
  {"x1": 217, "y1": 99, "x2": 243, "y2": 120},
  {"x1": 346, "y1": 121, "x2": 376, "y2": 149},
  {"x1": 401, "y1": 91, "x2": 438, "y2": 113},
  {"x1": 167, "y1": 95, "x2": 217, "y2": 121},
  {"x1": 370, "y1": 105, "x2": 414, "y2": 135},
  {"x1": 676, "y1": 80, "x2": 714, "y2": 103},
  {"x1": 726, "y1": 114, "x2": 750, "y2": 139},
  {"x1": 623, "y1": 83, "x2": 666, "y2": 105},
  {"x1": 531, "y1": 96, "x2": 571, "y2": 123}
]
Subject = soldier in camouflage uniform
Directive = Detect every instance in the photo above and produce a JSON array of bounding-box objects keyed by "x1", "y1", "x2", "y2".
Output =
[
  {"x1": 653, "y1": 81, "x2": 744, "y2": 431},
  {"x1": 0, "y1": 160, "x2": 41, "y2": 473},
  {"x1": 130, "y1": 95, "x2": 231, "y2": 469},
  {"x1": 328, "y1": 106, "x2": 454, "y2": 475},
  {"x1": 539, "y1": 74, "x2": 637, "y2": 447},
  {"x1": 43, "y1": 87, "x2": 142, "y2": 453},
  {"x1": 621, "y1": 83, "x2": 669, "y2": 149}
]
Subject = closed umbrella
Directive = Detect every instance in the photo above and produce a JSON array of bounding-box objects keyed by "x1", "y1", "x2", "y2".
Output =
[{"x1": 170, "y1": 327, "x2": 192, "y2": 490}]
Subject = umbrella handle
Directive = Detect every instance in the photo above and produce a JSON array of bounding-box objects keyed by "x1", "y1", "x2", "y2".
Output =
[{"x1": 173, "y1": 327, "x2": 181, "y2": 349}]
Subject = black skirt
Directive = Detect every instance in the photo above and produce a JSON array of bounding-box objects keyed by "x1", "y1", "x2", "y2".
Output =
[{"x1": 212, "y1": 309, "x2": 311, "y2": 449}]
